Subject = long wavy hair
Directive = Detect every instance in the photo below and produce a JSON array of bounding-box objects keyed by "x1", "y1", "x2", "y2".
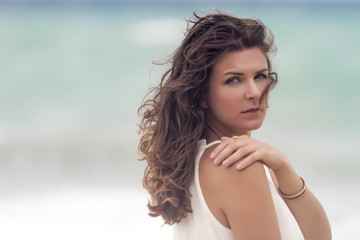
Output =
[{"x1": 138, "y1": 11, "x2": 278, "y2": 225}]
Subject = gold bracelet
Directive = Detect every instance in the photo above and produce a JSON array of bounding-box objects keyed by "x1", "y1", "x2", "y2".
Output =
[{"x1": 279, "y1": 177, "x2": 307, "y2": 200}]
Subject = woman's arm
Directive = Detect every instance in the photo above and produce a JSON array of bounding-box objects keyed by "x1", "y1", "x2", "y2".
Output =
[
  {"x1": 210, "y1": 136, "x2": 332, "y2": 240},
  {"x1": 271, "y1": 163, "x2": 332, "y2": 240},
  {"x1": 199, "y1": 146, "x2": 281, "y2": 240}
]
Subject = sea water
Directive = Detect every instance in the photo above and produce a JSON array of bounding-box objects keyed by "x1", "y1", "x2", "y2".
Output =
[{"x1": 0, "y1": 2, "x2": 359, "y2": 239}]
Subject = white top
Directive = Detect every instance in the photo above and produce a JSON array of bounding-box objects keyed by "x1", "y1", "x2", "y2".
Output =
[{"x1": 173, "y1": 139, "x2": 304, "y2": 240}]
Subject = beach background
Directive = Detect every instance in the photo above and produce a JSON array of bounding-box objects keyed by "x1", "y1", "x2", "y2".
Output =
[{"x1": 0, "y1": 1, "x2": 359, "y2": 239}]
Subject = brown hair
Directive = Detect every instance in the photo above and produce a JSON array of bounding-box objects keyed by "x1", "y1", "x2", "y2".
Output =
[{"x1": 138, "y1": 11, "x2": 278, "y2": 225}]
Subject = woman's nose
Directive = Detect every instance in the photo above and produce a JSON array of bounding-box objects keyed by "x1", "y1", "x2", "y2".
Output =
[{"x1": 245, "y1": 80, "x2": 261, "y2": 99}]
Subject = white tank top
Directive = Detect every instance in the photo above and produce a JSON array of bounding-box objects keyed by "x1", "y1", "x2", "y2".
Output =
[{"x1": 173, "y1": 139, "x2": 304, "y2": 240}]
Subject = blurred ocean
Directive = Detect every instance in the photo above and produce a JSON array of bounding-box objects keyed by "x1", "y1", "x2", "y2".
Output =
[{"x1": 0, "y1": 2, "x2": 359, "y2": 239}]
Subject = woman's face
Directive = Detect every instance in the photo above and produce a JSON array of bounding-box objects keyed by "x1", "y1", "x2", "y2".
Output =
[{"x1": 201, "y1": 47, "x2": 270, "y2": 136}]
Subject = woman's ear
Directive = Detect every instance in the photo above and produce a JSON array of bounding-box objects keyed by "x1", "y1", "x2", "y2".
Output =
[{"x1": 199, "y1": 95, "x2": 208, "y2": 109}]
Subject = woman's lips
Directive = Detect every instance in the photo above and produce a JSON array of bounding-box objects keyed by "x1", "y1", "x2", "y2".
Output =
[{"x1": 241, "y1": 108, "x2": 262, "y2": 114}]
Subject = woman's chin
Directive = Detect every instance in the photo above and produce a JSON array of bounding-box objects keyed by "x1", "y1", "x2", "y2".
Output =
[{"x1": 240, "y1": 122, "x2": 264, "y2": 132}]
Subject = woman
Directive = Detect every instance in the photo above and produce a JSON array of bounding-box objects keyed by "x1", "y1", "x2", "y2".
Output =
[{"x1": 138, "y1": 12, "x2": 331, "y2": 239}]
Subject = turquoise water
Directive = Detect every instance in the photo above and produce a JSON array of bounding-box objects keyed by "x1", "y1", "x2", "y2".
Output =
[
  {"x1": 0, "y1": 3, "x2": 359, "y2": 239},
  {"x1": 1, "y1": 4, "x2": 360, "y2": 130}
]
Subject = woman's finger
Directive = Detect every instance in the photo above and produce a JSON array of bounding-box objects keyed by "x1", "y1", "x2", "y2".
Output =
[
  {"x1": 210, "y1": 138, "x2": 232, "y2": 163},
  {"x1": 222, "y1": 145, "x2": 255, "y2": 167},
  {"x1": 213, "y1": 137, "x2": 249, "y2": 165},
  {"x1": 236, "y1": 151, "x2": 261, "y2": 170}
]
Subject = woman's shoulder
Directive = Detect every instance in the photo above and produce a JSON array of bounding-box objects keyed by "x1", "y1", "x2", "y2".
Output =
[
  {"x1": 199, "y1": 144, "x2": 271, "y2": 215},
  {"x1": 199, "y1": 144, "x2": 268, "y2": 188},
  {"x1": 199, "y1": 144, "x2": 281, "y2": 239}
]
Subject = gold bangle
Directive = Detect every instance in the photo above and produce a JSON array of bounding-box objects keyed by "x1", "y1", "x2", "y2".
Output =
[{"x1": 279, "y1": 177, "x2": 307, "y2": 200}]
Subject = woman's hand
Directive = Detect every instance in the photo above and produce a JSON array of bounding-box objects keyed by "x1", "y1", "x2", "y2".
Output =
[{"x1": 210, "y1": 135, "x2": 290, "y2": 173}]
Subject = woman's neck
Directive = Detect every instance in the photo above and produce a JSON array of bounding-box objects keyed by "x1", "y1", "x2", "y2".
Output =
[{"x1": 204, "y1": 122, "x2": 250, "y2": 143}]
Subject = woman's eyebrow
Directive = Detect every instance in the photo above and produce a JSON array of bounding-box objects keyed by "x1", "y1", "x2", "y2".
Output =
[
  {"x1": 257, "y1": 68, "x2": 269, "y2": 73},
  {"x1": 223, "y1": 68, "x2": 269, "y2": 76},
  {"x1": 223, "y1": 72, "x2": 244, "y2": 76}
]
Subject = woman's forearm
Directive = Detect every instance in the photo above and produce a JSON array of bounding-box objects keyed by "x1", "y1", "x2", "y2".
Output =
[{"x1": 274, "y1": 165, "x2": 332, "y2": 240}]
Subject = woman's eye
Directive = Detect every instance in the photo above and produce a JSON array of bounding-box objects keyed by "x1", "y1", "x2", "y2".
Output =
[
  {"x1": 255, "y1": 74, "x2": 268, "y2": 80},
  {"x1": 225, "y1": 77, "x2": 242, "y2": 84}
]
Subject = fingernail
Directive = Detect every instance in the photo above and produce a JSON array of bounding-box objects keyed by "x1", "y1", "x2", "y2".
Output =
[
  {"x1": 223, "y1": 160, "x2": 229, "y2": 166},
  {"x1": 236, "y1": 163, "x2": 243, "y2": 170},
  {"x1": 213, "y1": 158, "x2": 219, "y2": 165},
  {"x1": 210, "y1": 152, "x2": 215, "y2": 159}
]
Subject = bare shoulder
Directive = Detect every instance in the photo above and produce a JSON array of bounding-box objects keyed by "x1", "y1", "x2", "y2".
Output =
[
  {"x1": 199, "y1": 144, "x2": 281, "y2": 239},
  {"x1": 199, "y1": 144, "x2": 270, "y2": 194}
]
